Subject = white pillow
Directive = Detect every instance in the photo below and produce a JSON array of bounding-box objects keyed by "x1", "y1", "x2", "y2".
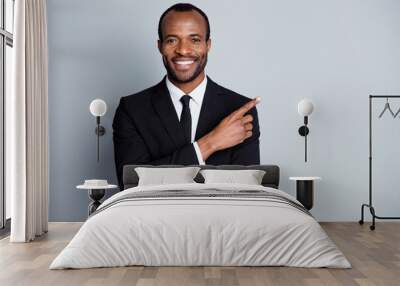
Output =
[
  {"x1": 200, "y1": 169, "x2": 266, "y2": 185},
  {"x1": 135, "y1": 167, "x2": 200, "y2": 186}
]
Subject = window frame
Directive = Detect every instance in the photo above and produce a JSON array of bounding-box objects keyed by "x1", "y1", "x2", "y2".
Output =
[{"x1": 0, "y1": 0, "x2": 13, "y2": 231}]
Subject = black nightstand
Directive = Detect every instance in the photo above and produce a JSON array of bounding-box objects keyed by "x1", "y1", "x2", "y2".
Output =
[
  {"x1": 77, "y1": 182, "x2": 118, "y2": 216},
  {"x1": 289, "y1": 177, "x2": 321, "y2": 210}
]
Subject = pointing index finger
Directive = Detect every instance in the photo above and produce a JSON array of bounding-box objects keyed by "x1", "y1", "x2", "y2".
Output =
[{"x1": 232, "y1": 97, "x2": 261, "y2": 119}]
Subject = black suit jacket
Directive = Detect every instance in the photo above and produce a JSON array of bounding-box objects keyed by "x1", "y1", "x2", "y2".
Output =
[{"x1": 112, "y1": 76, "x2": 260, "y2": 187}]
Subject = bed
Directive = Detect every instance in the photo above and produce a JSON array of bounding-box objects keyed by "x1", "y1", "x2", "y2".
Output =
[{"x1": 50, "y1": 165, "x2": 351, "y2": 269}]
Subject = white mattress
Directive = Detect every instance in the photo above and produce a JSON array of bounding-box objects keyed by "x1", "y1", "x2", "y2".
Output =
[{"x1": 50, "y1": 183, "x2": 351, "y2": 269}]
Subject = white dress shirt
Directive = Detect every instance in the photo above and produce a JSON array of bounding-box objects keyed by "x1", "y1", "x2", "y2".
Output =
[{"x1": 166, "y1": 76, "x2": 207, "y2": 165}]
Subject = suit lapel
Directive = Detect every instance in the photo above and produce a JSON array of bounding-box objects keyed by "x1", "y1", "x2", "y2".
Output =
[
  {"x1": 151, "y1": 77, "x2": 186, "y2": 147},
  {"x1": 151, "y1": 76, "x2": 224, "y2": 148},
  {"x1": 195, "y1": 76, "x2": 224, "y2": 140}
]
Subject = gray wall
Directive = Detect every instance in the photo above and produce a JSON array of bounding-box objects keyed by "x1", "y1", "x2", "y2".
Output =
[{"x1": 48, "y1": 0, "x2": 400, "y2": 222}]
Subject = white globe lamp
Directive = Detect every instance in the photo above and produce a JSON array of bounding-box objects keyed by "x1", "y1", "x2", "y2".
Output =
[
  {"x1": 89, "y1": 99, "x2": 107, "y2": 162},
  {"x1": 297, "y1": 99, "x2": 314, "y2": 162}
]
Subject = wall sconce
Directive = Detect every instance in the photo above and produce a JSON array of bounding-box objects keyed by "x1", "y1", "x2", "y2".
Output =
[
  {"x1": 297, "y1": 99, "x2": 314, "y2": 162},
  {"x1": 89, "y1": 99, "x2": 107, "y2": 162}
]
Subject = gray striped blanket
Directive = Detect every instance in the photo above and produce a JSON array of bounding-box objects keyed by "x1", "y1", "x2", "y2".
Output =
[{"x1": 91, "y1": 189, "x2": 311, "y2": 218}]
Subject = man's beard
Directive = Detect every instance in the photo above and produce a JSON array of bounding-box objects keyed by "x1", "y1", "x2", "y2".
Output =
[{"x1": 163, "y1": 54, "x2": 208, "y2": 84}]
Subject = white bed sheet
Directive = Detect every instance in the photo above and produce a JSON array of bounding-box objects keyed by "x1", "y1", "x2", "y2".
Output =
[{"x1": 50, "y1": 183, "x2": 351, "y2": 269}]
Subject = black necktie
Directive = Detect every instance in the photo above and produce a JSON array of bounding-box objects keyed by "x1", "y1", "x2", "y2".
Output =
[{"x1": 180, "y1": 95, "x2": 192, "y2": 144}]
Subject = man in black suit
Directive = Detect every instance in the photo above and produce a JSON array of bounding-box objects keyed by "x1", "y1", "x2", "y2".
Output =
[{"x1": 113, "y1": 3, "x2": 261, "y2": 187}]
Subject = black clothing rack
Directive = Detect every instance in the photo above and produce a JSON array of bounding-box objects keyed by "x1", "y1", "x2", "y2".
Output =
[{"x1": 359, "y1": 95, "x2": 400, "y2": 230}]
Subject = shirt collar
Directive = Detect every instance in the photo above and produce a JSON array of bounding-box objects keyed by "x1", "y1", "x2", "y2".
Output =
[{"x1": 166, "y1": 75, "x2": 207, "y2": 106}]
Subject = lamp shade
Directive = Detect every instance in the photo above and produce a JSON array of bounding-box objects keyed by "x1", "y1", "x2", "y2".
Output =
[
  {"x1": 89, "y1": 99, "x2": 107, "y2": 117},
  {"x1": 297, "y1": 99, "x2": 314, "y2": 116}
]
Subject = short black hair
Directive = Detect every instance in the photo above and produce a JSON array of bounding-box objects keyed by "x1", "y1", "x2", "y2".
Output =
[{"x1": 158, "y1": 3, "x2": 210, "y2": 41}]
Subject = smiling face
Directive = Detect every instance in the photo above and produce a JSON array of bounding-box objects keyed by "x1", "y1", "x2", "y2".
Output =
[{"x1": 158, "y1": 10, "x2": 211, "y2": 86}]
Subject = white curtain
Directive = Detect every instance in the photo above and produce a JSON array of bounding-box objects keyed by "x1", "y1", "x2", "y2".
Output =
[{"x1": 8, "y1": 0, "x2": 49, "y2": 242}]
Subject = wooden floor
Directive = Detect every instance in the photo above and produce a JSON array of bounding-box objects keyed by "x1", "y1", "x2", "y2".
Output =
[{"x1": 0, "y1": 222, "x2": 399, "y2": 286}]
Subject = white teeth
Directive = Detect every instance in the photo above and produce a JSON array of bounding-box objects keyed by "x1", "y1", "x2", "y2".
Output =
[{"x1": 175, "y1": 61, "x2": 194, "y2": 65}]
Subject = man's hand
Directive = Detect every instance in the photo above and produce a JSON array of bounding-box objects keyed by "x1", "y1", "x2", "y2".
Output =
[{"x1": 197, "y1": 97, "x2": 261, "y2": 161}]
